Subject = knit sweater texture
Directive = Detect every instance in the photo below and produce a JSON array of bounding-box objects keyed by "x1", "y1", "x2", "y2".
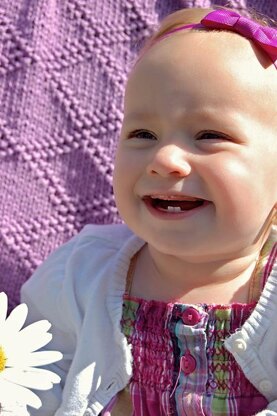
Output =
[{"x1": 0, "y1": 0, "x2": 276, "y2": 309}]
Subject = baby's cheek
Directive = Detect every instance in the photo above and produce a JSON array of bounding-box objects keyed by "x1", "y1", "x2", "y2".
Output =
[
  {"x1": 209, "y1": 157, "x2": 252, "y2": 195},
  {"x1": 207, "y1": 157, "x2": 264, "y2": 216}
]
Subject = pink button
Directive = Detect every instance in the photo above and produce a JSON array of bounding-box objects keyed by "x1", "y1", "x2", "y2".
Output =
[
  {"x1": 209, "y1": 379, "x2": 217, "y2": 390},
  {"x1": 182, "y1": 307, "x2": 201, "y2": 325},
  {"x1": 181, "y1": 352, "x2": 196, "y2": 375}
]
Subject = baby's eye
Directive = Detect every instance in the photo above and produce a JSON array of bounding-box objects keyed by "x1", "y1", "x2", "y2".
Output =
[
  {"x1": 127, "y1": 129, "x2": 157, "y2": 140},
  {"x1": 196, "y1": 131, "x2": 229, "y2": 141}
]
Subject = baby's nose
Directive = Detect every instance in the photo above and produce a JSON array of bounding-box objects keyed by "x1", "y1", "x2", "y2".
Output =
[{"x1": 147, "y1": 145, "x2": 192, "y2": 178}]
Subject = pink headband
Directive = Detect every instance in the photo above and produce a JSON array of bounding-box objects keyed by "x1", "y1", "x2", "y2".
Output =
[{"x1": 160, "y1": 9, "x2": 277, "y2": 69}]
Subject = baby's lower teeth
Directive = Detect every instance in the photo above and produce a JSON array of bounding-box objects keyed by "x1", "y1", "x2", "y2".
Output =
[{"x1": 167, "y1": 206, "x2": 181, "y2": 212}]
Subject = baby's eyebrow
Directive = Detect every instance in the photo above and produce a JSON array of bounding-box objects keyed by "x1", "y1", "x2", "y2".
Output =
[
  {"x1": 124, "y1": 107, "x2": 239, "y2": 124},
  {"x1": 123, "y1": 112, "x2": 159, "y2": 123}
]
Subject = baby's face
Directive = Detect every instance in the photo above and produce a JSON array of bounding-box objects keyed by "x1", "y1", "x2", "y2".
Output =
[{"x1": 113, "y1": 31, "x2": 277, "y2": 261}]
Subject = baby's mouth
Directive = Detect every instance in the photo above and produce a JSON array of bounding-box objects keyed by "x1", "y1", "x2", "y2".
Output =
[{"x1": 144, "y1": 195, "x2": 205, "y2": 212}]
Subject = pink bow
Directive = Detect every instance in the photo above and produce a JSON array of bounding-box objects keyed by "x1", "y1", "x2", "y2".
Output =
[{"x1": 201, "y1": 10, "x2": 277, "y2": 68}]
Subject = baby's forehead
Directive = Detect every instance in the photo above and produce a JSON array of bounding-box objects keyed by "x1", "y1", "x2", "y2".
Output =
[{"x1": 127, "y1": 30, "x2": 277, "y2": 122}]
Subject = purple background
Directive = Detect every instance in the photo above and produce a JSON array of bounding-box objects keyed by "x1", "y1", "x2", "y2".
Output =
[{"x1": 0, "y1": 0, "x2": 276, "y2": 310}]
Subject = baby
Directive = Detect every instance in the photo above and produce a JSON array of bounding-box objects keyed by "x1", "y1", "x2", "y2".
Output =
[{"x1": 22, "y1": 6, "x2": 277, "y2": 416}]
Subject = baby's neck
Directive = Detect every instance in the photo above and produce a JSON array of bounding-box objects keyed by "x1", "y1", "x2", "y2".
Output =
[{"x1": 130, "y1": 245, "x2": 260, "y2": 304}]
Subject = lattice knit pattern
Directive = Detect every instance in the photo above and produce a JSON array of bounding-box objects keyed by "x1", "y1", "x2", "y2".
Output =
[{"x1": 0, "y1": 0, "x2": 276, "y2": 310}]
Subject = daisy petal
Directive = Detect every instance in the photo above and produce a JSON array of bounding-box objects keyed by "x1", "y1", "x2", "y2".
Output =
[
  {"x1": 0, "y1": 378, "x2": 42, "y2": 409},
  {"x1": 3, "y1": 367, "x2": 59, "y2": 390},
  {"x1": 23, "y1": 366, "x2": 61, "y2": 384},
  {"x1": 18, "y1": 319, "x2": 51, "y2": 338},
  {"x1": 0, "y1": 292, "x2": 8, "y2": 324},
  {"x1": 11, "y1": 350, "x2": 63, "y2": 367},
  {"x1": 3, "y1": 332, "x2": 53, "y2": 362},
  {"x1": 0, "y1": 403, "x2": 29, "y2": 416},
  {"x1": 16, "y1": 323, "x2": 53, "y2": 352},
  {"x1": 2, "y1": 303, "x2": 28, "y2": 335}
]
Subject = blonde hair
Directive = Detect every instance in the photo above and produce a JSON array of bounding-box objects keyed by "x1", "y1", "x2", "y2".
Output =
[{"x1": 138, "y1": 6, "x2": 276, "y2": 58}]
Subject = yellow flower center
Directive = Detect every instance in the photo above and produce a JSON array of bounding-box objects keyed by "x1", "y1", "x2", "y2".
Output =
[{"x1": 0, "y1": 346, "x2": 7, "y2": 372}]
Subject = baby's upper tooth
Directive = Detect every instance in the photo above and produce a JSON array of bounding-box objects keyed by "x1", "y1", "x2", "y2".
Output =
[{"x1": 167, "y1": 206, "x2": 182, "y2": 212}]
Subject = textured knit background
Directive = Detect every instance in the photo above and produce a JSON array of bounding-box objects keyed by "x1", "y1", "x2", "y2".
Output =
[{"x1": 0, "y1": 0, "x2": 276, "y2": 310}]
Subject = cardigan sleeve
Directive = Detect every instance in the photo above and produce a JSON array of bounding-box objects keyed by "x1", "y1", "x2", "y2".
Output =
[
  {"x1": 20, "y1": 224, "x2": 133, "y2": 415},
  {"x1": 21, "y1": 233, "x2": 81, "y2": 415},
  {"x1": 255, "y1": 401, "x2": 277, "y2": 415}
]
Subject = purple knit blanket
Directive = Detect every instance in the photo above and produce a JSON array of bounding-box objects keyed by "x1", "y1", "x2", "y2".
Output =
[{"x1": 0, "y1": 0, "x2": 276, "y2": 309}]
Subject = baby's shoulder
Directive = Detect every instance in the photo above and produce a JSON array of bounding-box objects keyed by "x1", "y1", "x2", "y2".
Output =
[
  {"x1": 25, "y1": 223, "x2": 134, "y2": 285},
  {"x1": 24, "y1": 224, "x2": 138, "y2": 291},
  {"x1": 77, "y1": 223, "x2": 134, "y2": 250},
  {"x1": 65, "y1": 223, "x2": 136, "y2": 278},
  {"x1": 21, "y1": 223, "x2": 140, "y2": 326}
]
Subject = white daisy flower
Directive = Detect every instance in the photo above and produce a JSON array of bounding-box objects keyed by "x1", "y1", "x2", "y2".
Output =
[{"x1": 0, "y1": 292, "x2": 62, "y2": 413}]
